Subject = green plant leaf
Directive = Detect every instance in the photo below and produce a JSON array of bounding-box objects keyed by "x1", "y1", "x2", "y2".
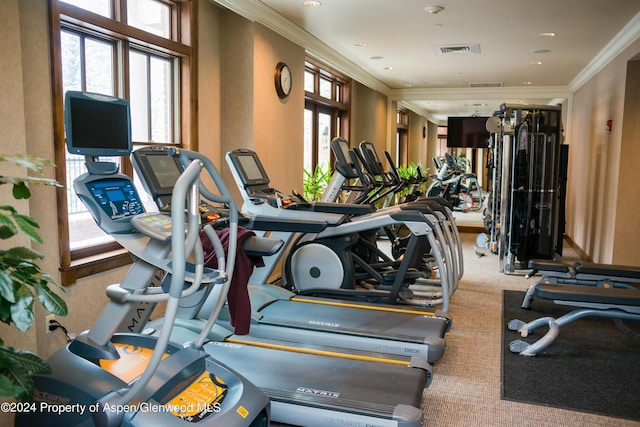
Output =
[
  {"x1": 0, "y1": 345, "x2": 51, "y2": 402},
  {"x1": 0, "y1": 298, "x2": 11, "y2": 325},
  {"x1": 0, "y1": 154, "x2": 53, "y2": 173},
  {"x1": 0, "y1": 375, "x2": 21, "y2": 399},
  {"x1": 34, "y1": 282, "x2": 67, "y2": 316},
  {"x1": 14, "y1": 213, "x2": 38, "y2": 228},
  {"x1": 0, "y1": 226, "x2": 16, "y2": 240},
  {"x1": 302, "y1": 163, "x2": 332, "y2": 201},
  {"x1": 12, "y1": 214, "x2": 41, "y2": 243},
  {"x1": 12, "y1": 182, "x2": 31, "y2": 200},
  {"x1": 38, "y1": 271, "x2": 64, "y2": 291},
  {"x1": 0, "y1": 153, "x2": 64, "y2": 401},
  {"x1": 0, "y1": 212, "x2": 18, "y2": 239},
  {"x1": 0, "y1": 271, "x2": 17, "y2": 303},
  {"x1": 22, "y1": 177, "x2": 62, "y2": 188},
  {"x1": 6, "y1": 247, "x2": 44, "y2": 261},
  {"x1": 10, "y1": 288, "x2": 34, "y2": 332},
  {"x1": 0, "y1": 359, "x2": 32, "y2": 401},
  {"x1": 0, "y1": 346, "x2": 50, "y2": 375}
]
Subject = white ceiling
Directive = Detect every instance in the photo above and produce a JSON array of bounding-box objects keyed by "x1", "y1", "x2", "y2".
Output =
[{"x1": 214, "y1": 0, "x2": 640, "y2": 124}]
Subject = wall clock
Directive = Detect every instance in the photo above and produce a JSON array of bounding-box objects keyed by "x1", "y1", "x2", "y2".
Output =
[{"x1": 275, "y1": 62, "x2": 292, "y2": 98}]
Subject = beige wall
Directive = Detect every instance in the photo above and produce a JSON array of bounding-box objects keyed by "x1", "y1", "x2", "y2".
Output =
[
  {"x1": 215, "y1": 10, "x2": 306, "y2": 200},
  {"x1": 612, "y1": 57, "x2": 640, "y2": 264},
  {"x1": 1, "y1": 0, "x2": 36, "y2": 367},
  {"x1": 252, "y1": 23, "x2": 306, "y2": 193},
  {"x1": 197, "y1": 0, "x2": 223, "y2": 167},
  {"x1": 407, "y1": 110, "x2": 429, "y2": 169},
  {"x1": 425, "y1": 122, "x2": 439, "y2": 176},
  {"x1": 566, "y1": 38, "x2": 640, "y2": 263},
  {"x1": 351, "y1": 81, "x2": 389, "y2": 154}
]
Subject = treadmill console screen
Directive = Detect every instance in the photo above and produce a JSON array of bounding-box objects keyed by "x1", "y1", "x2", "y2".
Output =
[
  {"x1": 85, "y1": 178, "x2": 144, "y2": 220},
  {"x1": 131, "y1": 146, "x2": 184, "y2": 210},
  {"x1": 147, "y1": 154, "x2": 183, "y2": 188},
  {"x1": 229, "y1": 150, "x2": 270, "y2": 187}
]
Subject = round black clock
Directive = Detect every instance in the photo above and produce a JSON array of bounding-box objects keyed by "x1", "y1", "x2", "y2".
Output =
[{"x1": 275, "y1": 62, "x2": 292, "y2": 98}]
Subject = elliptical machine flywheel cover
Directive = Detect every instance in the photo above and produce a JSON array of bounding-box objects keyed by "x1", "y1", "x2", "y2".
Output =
[{"x1": 289, "y1": 242, "x2": 345, "y2": 291}]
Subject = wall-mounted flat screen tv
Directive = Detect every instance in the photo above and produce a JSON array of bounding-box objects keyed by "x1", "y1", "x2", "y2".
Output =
[{"x1": 447, "y1": 116, "x2": 490, "y2": 148}]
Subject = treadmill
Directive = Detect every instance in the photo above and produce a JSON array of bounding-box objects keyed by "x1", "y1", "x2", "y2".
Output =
[
  {"x1": 132, "y1": 146, "x2": 450, "y2": 364},
  {"x1": 135, "y1": 147, "x2": 431, "y2": 427}
]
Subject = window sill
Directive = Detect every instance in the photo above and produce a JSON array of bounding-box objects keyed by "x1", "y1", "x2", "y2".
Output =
[{"x1": 60, "y1": 248, "x2": 132, "y2": 286}]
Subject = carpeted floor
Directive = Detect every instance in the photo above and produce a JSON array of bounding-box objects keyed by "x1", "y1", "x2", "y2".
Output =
[
  {"x1": 502, "y1": 290, "x2": 640, "y2": 421},
  {"x1": 271, "y1": 232, "x2": 640, "y2": 426}
]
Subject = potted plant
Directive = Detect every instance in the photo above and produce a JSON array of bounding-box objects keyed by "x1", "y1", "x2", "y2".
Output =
[
  {"x1": 0, "y1": 154, "x2": 67, "y2": 401},
  {"x1": 302, "y1": 163, "x2": 332, "y2": 202},
  {"x1": 395, "y1": 162, "x2": 429, "y2": 204}
]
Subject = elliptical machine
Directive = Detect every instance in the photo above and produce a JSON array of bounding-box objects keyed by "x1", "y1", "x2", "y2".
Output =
[
  {"x1": 16, "y1": 91, "x2": 269, "y2": 427},
  {"x1": 426, "y1": 152, "x2": 484, "y2": 211}
]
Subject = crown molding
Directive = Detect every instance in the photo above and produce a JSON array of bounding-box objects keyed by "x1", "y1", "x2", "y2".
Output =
[
  {"x1": 212, "y1": 0, "x2": 636, "y2": 120},
  {"x1": 570, "y1": 11, "x2": 640, "y2": 91},
  {"x1": 390, "y1": 86, "x2": 572, "y2": 102},
  {"x1": 211, "y1": 0, "x2": 390, "y2": 94}
]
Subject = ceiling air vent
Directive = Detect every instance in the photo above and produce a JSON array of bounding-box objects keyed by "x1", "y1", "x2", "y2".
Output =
[
  {"x1": 469, "y1": 82, "x2": 503, "y2": 88},
  {"x1": 432, "y1": 43, "x2": 481, "y2": 56}
]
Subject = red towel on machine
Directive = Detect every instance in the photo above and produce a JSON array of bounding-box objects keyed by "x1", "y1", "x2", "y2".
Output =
[{"x1": 200, "y1": 226, "x2": 264, "y2": 335}]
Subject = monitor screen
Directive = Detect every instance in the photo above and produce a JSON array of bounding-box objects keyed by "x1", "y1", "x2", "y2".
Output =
[
  {"x1": 147, "y1": 154, "x2": 183, "y2": 188},
  {"x1": 359, "y1": 141, "x2": 385, "y2": 175},
  {"x1": 331, "y1": 137, "x2": 353, "y2": 166},
  {"x1": 130, "y1": 146, "x2": 184, "y2": 209},
  {"x1": 331, "y1": 138, "x2": 359, "y2": 179},
  {"x1": 446, "y1": 116, "x2": 490, "y2": 148},
  {"x1": 229, "y1": 150, "x2": 270, "y2": 186},
  {"x1": 84, "y1": 177, "x2": 144, "y2": 220},
  {"x1": 65, "y1": 91, "x2": 132, "y2": 157}
]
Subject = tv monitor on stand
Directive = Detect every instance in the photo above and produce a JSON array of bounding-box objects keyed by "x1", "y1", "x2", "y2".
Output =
[{"x1": 64, "y1": 91, "x2": 132, "y2": 175}]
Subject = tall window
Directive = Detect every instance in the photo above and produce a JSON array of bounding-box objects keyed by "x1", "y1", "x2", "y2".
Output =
[
  {"x1": 303, "y1": 59, "x2": 350, "y2": 174},
  {"x1": 396, "y1": 109, "x2": 409, "y2": 167},
  {"x1": 50, "y1": 0, "x2": 193, "y2": 284}
]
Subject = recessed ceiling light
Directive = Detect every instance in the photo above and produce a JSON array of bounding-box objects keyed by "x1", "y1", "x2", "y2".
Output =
[
  {"x1": 425, "y1": 5, "x2": 444, "y2": 14},
  {"x1": 303, "y1": 1, "x2": 321, "y2": 7},
  {"x1": 531, "y1": 49, "x2": 551, "y2": 54},
  {"x1": 370, "y1": 56, "x2": 384, "y2": 60},
  {"x1": 531, "y1": 61, "x2": 543, "y2": 65},
  {"x1": 523, "y1": 81, "x2": 534, "y2": 85},
  {"x1": 354, "y1": 42, "x2": 367, "y2": 47},
  {"x1": 539, "y1": 32, "x2": 556, "y2": 38},
  {"x1": 384, "y1": 66, "x2": 393, "y2": 70}
]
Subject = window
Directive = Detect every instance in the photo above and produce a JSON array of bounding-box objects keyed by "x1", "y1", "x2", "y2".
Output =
[
  {"x1": 303, "y1": 59, "x2": 350, "y2": 174},
  {"x1": 396, "y1": 108, "x2": 409, "y2": 167},
  {"x1": 50, "y1": 0, "x2": 193, "y2": 284}
]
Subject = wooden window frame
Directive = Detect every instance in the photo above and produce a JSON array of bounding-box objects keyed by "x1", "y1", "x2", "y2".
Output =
[
  {"x1": 49, "y1": 0, "x2": 196, "y2": 285},
  {"x1": 304, "y1": 58, "x2": 350, "y2": 172}
]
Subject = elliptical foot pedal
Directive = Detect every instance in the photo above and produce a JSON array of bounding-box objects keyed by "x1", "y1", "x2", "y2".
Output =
[
  {"x1": 508, "y1": 339, "x2": 532, "y2": 355},
  {"x1": 507, "y1": 319, "x2": 526, "y2": 332}
]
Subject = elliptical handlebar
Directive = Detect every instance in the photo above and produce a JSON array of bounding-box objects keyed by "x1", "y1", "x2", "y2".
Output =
[
  {"x1": 168, "y1": 159, "x2": 206, "y2": 298},
  {"x1": 168, "y1": 147, "x2": 238, "y2": 227},
  {"x1": 107, "y1": 158, "x2": 206, "y2": 416},
  {"x1": 167, "y1": 147, "x2": 239, "y2": 348}
]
